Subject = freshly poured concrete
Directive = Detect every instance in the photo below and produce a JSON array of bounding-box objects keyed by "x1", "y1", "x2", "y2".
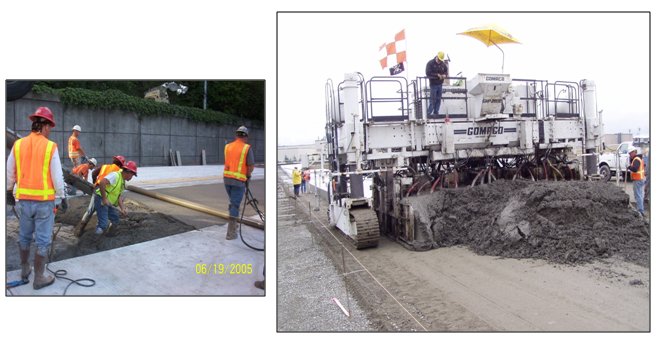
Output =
[{"x1": 6, "y1": 224, "x2": 265, "y2": 296}]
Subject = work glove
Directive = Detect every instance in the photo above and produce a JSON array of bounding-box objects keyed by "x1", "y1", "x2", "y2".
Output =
[
  {"x1": 6, "y1": 190, "x2": 15, "y2": 206},
  {"x1": 55, "y1": 198, "x2": 68, "y2": 213}
]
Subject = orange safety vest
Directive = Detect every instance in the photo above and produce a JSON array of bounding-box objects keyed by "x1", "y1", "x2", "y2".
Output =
[
  {"x1": 631, "y1": 157, "x2": 645, "y2": 181},
  {"x1": 223, "y1": 139, "x2": 251, "y2": 182},
  {"x1": 72, "y1": 163, "x2": 91, "y2": 178},
  {"x1": 68, "y1": 135, "x2": 80, "y2": 158},
  {"x1": 95, "y1": 163, "x2": 121, "y2": 186},
  {"x1": 14, "y1": 132, "x2": 57, "y2": 201}
]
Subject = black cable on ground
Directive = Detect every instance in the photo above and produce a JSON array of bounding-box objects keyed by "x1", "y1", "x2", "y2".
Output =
[
  {"x1": 239, "y1": 183, "x2": 265, "y2": 252},
  {"x1": 46, "y1": 264, "x2": 96, "y2": 296},
  {"x1": 46, "y1": 223, "x2": 96, "y2": 295}
]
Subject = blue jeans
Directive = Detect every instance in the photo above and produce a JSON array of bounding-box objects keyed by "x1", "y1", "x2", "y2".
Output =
[
  {"x1": 225, "y1": 183, "x2": 246, "y2": 218},
  {"x1": 94, "y1": 194, "x2": 120, "y2": 233},
  {"x1": 428, "y1": 84, "x2": 443, "y2": 115},
  {"x1": 17, "y1": 200, "x2": 55, "y2": 256},
  {"x1": 301, "y1": 180, "x2": 307, "y2": 193},
  {"x1": 634, "y1": 179, "x2": 645, "y2": 214},
  {"x1": 293, "y1": 184, "x2": 301, "y2": 196}
]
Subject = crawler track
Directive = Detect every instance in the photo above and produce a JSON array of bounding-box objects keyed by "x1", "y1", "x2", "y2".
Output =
[{"x1": 350, "y1": 208, "x2": 380, "y2": 249}]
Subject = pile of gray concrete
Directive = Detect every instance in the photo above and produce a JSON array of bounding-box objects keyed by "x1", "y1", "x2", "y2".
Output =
[{"x1": 404, "y1": 180, "x2": 649, "y2": 266}]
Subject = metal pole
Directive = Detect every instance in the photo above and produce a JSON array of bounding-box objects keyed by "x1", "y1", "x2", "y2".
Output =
[
  {"x1": 314, "y1": 169, "x2": 320, "y2": 211},
  {"x1": 203, "y1": 80, "x2": 208, "y2": 110}
]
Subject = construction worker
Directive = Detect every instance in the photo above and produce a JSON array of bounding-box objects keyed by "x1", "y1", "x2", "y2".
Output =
[
  {"x1": 223, "y1": 126, "x2": 255, "y2": 240},
  {"x1": 628, "y1": 146, "x2": 646, "y2": 217},
  {"x1": 303, "y1": 168, "x2": 311, "y2": 193},
  {"x1": 94, "y1": 161, "x2": 138, "y2": 236},
  {"x1": 72, "y1": 158, "x2": 97, "y2": 181},
  {"x1": 91, "y1": 155, "x2": 125, "y2": 186},
  {"x1": 292, "y1": 167, "x2": 302, "y2": 197},
  {"x1": 426, "y1": 51, "x2": 449, "y2": 116},
  {"x1": 6, "y1": 106, "x2": 66, "y2": 290},
  {"x1": 68, "y1": 125, "x2": 87, "y2": 167},
  {"x1": 68, "y1": 158, "x2": 97, "y2": 195}
]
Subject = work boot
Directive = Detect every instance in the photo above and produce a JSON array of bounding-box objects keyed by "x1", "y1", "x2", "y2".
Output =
[
  {"x1": 226, "y1": 218, "x2": 238, "y2": 240},
  {"x1": 254, "y1": 280, "x2": 265, "y2": 290},
  {"x1": 20, "y1": 248, "x2": 31, "y2": 281},
  {"x1": 33, "y1": 254, "x2": 55, "y2": 290}
]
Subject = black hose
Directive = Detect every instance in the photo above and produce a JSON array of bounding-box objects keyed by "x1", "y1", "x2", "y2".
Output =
[
  {"x1": 46, "y1": 265, "x2": 96, "y2": 296},
  {"x1": 238, "y1": 183, "x2": 265, "y2": 252},
  {"x1": 46, "y1": 223, "x2": 96, "y2": 295}
]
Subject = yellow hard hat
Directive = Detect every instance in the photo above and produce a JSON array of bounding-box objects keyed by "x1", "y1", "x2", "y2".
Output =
[{"x1": 437, "y1": 51, "x2": 445, "y2": 61}]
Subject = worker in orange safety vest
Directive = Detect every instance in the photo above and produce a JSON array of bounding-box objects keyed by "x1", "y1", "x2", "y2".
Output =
[
  {"x1": 628, "y1": 146, "x2": 646, "y2": 217},
  {"x1": 68, "y1": 125, "x2": 87, "y2": 167},
  {"x1": 72, "y1": 158, "x2": 97, "y2": 181},
  {"x1": 68, "y1": 157, "x2": 97, "y2": 195},
  {"x1": 91, "y1": 155, "x2": 126, "y2": 186},
  {"x1": 223, "y1": 125, "x2": 255, "y2": 240},
  {"x1": 6, "y1": 106, "x2": 66, "y2": 290}
]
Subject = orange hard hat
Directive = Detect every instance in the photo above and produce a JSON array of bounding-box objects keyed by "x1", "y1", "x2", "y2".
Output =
[
  {"x1": 28, "y1": 107, "x2": 56, "y2": 127},
  {"x1": 113, "y1": 155, "x2": 126, "y2": 167},
  {"x1": 123, "y1": 161, "x2": 138, "y2": 176}
]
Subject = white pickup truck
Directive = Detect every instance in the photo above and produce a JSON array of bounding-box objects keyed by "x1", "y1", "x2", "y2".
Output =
[{"x1": 598, "y1": 137, "x2": 649, "y2": 181}]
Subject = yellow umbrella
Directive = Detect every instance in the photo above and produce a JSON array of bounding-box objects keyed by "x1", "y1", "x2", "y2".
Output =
[{"x1": 458, "y1": 24, "x2": 521, "y2": 72}]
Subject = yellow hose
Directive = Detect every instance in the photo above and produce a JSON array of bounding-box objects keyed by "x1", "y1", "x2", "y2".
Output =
[{"x1": 127, "y1": 185, "x2": 265, "y2": 230}]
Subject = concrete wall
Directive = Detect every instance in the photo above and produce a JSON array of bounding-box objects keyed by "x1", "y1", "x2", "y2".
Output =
[{"x1": 6, "y1": 92, "x2": 264, "y2": 169}]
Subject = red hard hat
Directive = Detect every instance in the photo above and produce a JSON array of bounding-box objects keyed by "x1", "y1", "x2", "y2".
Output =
[
  {"x1": 123, "y1": 161, "x2": 138, "y2": 176},
  {"x1": 28, "y1": 107, "x2": 56, "y2": 127},
  {"x1": 113, "y1": 155, "x2": 126, "y2": 167}
]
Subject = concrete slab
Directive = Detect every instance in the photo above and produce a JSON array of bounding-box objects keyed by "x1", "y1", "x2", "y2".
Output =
[
  {"x1": 129, "y1": 165, "x2": 264, "y2": 189},
  {"x1": 6, "y1": 224, "x2": 265, "y2": 296}
]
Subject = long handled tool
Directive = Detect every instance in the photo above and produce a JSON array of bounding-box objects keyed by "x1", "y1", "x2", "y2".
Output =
[{"x1": 73, "y1": 195, "x2": 96, "y2": 237}]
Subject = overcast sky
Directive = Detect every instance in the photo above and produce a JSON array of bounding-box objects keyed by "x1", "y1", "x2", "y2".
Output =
[{"x1": 278, "y1": 12, "x2": 650, "y2": 145}]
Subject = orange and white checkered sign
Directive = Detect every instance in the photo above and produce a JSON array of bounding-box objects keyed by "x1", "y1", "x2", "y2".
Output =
[{"x1": 378, "y1": 29, "x2": 407, "y2": 70}]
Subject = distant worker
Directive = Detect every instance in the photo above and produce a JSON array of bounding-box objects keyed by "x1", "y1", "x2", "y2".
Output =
[
  {"x1": 292, "y1": 167, "x2": 302, "y2": 197},
  {"x1": 628, "y1": 146, "x2": 646, "y2": 217},
  {"x1": 223, "y1": 126, "x2": 255, "y2": 240},
  {"x1": 304, "y1": 168, "x2": 311, "y2": 193},
  {"x1": 6, "y1": 106, "x2": 66, "y2": 290},
  {"x1": 68, "y1": 125, "x2": 87, "y2": 167},
  {"x1": 94, "y1": 161, "x2": 138, "y2": 236},
  {"x1": 68, "y1": 158, "x2": 97, "y2": 195},
  {"x1": 92, "y1": 155, "x2": 125, "y2": 186},
  {"x1": 300, "y1": 168, "x2": 309, "y2": 194},
  {"x1": 425, "y1": 51, "x2": 449, "y2": 116}
]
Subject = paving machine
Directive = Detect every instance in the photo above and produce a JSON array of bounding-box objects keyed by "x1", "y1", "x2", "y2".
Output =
[{"x1": 325, "y1": 71, "x2": 603, "y2": 249}]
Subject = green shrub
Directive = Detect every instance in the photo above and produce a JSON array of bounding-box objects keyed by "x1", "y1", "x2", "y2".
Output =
[{"x1": 31, "y1": 84, "x2": 250, "y2": 126}]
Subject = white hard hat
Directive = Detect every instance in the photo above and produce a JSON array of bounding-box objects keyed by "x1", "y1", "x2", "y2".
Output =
[
  {"x1": 236, "y1": 125, "x2": 249, "y2": 136},
  {"x1": 628, "y1": 145, "x2": 638, "y2": 153},
  {"x1": 89, "y1": 158, "x2": 97, "y2": 166},
  {"x1": 72, "y1": 125, "x2": 82, "y2": 132}
]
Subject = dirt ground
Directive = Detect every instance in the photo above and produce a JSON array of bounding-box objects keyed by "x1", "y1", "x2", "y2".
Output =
[
  {"x1": 278, "y1": 169, "x2": 650, "y2": 331},
  {"x1": 5, "y1": 195, "x2": 195, "y2": 271}
]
